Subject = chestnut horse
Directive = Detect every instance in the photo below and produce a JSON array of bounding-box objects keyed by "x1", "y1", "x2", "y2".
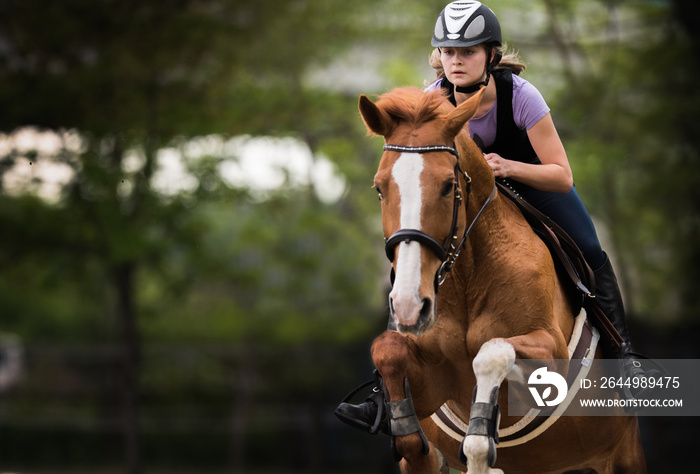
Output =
[{"x1": 359, "y1": 86, "x2": 645, "y2": 473}]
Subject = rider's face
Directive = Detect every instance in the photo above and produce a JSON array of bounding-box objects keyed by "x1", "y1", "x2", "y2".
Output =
[{"x1": 440, "y1": 45, "x2": 488, "y2": 88}]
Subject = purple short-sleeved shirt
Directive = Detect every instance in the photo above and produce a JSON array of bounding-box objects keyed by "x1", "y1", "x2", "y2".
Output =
[{"x1": 425, "y1": 75, "x2": 550, "y2": 148}]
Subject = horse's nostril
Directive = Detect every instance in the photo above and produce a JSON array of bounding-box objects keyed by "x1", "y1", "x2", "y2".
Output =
[
  {"x1": 420, "y1": 298, "x2": 433, "y2": 320},
  {"x1": 389, "y1": 297, "x2": 396, "y2": 317}
]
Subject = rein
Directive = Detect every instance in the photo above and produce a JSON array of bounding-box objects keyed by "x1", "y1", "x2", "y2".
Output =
[{"x1": 382, "y1": 143, "x2": 497, "y2": 291}]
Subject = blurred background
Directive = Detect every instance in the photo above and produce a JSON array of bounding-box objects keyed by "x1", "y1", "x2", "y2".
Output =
[{"x1": 1, "y1": 0, "x2": 699, "y2": 473}]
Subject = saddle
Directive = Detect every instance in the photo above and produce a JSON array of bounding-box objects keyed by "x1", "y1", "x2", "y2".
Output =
[{"x1": 495, "y1": 179, "x2": 625, "y2": 351}]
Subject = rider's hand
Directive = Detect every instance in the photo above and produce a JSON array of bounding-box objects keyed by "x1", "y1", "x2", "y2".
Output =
[{"x1": 484, "y1": 152, "x2": 511, "y2": 178}]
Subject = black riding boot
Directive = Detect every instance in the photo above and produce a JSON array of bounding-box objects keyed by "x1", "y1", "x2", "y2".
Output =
[
  {"x1": 592, "y1": 252, "x2": 654, "y2": 399},
  {"x1": 336, "y1": 320, "x2": 397, "y2": 434},
  {"x1": 593, "y1": 252, "x2": 633, "y2": 358},
  {"x1": 335, "y1": 370, "x2": 389, "y2": 434}
]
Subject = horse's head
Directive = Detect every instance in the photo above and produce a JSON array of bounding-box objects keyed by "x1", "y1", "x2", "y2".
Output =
[{"x1": 359, "y1": 87, "x2": 484, "y2": 335}]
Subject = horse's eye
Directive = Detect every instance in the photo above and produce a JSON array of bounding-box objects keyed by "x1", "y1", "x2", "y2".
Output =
[{"x1": 441, "y1": 181, "x2": 455, "y2": 197}]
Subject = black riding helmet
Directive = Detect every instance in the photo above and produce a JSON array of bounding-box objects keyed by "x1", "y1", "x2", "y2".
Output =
[{"x1": 432, "y1": 1, "x2": 503, "y2": 93}]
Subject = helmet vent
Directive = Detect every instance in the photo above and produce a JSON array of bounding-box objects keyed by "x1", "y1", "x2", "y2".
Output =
[
  {"x1": 450, "y1": 1, "x2": 477, "y2": 11},
  {"x1": 434, "y1": 18, "x2": 445, "y2": 40},
  {"x1": 464, "y1": 15, "x2": 485, "y2": 40}
]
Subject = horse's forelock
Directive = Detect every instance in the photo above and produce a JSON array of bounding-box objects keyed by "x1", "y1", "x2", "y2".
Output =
[{"x1": 376, "y1": 87, "x2": 450, "y2": 129}]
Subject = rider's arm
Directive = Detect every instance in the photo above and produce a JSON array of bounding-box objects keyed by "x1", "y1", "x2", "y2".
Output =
[{"x1": 485, "y1": 113, "x2": 573, "y2": 193}]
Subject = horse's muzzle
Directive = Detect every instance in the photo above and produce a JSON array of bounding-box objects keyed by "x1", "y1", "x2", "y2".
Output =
[{"x1": 390, "y1": 294, "x2": 435, "y2": 335}]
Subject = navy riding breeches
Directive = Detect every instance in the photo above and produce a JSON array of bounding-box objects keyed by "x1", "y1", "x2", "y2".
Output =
[{"x1": 508, "y1": 181, "x2": 606, "y2": 271}]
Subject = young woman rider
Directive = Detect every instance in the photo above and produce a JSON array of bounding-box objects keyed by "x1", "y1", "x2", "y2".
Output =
[{"x1": 336, "y1": 0, "x2": 649, "y2": 433}]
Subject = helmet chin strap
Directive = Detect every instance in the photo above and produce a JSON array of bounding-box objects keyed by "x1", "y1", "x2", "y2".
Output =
[{"x1": 455, "y1": 72, "x2": 490, "y2": 94}]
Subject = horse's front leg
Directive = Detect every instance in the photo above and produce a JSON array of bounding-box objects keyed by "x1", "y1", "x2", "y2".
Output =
[
  {"x1": 461, "y1": 330, "x2": 565, "y2": 474},
  {"x1": 371, "y1": 330, "x2": 448, "y2": 474},
  {"x1": 459, "y1": 338, "x2": 511, "y2": 474}
]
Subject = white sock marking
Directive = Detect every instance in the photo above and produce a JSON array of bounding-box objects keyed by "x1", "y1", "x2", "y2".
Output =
[
  {"x1": 462, "y1": 339, "x2": 514, "y2": 474},
  {"x1": 472, "y1": 339, "x2": 515, "y2": 402}
]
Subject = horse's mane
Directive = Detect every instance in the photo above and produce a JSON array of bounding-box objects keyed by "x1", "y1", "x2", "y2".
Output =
[{"x1": 375, "y1": 87, "x2": 451, "y2": 129}]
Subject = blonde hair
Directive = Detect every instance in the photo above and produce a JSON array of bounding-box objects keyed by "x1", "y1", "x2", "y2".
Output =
[{"x1": 427, "y1": 43, "x2": 527, "y2": 82}]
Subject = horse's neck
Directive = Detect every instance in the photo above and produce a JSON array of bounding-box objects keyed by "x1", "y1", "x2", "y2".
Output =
[
  {"x1": 457, "y1": 148, "x2": 510, "y2": 258},
  {"x1": 454, "y1": 194, "x2": 527, "y2": 287},
  {"x1": 446, "y1": 138, "x2": 535, "y2": 295}
]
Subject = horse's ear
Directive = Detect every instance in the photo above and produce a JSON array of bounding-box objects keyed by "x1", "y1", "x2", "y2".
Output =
[
  {"x1": 442, "y1": 88, "x2": 485, "y2": 140},
  {"x1": 359, "y1": 94, "x2": 392, "y2": 137}
]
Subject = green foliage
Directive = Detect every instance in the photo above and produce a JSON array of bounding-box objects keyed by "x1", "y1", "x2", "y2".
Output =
[
  {"x1": 139, "y1": 191, "x2": 385, "y2": 345},
  {"x1": 0, "y1": 0, "x2": 391, "y2": 343}
]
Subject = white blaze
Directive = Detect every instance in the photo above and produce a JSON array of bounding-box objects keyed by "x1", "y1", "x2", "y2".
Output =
[{"x1": 389, "y1": 153, "x2": 425, "y2": 325}]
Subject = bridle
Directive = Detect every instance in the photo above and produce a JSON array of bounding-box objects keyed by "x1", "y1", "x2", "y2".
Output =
[{"x1": 382, "y1": 143, "x2": 497, "y2": 292}]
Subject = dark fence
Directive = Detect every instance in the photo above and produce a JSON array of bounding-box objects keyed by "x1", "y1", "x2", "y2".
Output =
[{"x1": 0, "y1": 340, "x2": 399, "y2": 473}]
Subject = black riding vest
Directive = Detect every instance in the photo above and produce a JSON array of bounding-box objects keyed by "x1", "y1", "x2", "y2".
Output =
[{"x1": 442, "y1": 69, "x2": 542, "y2": 165}]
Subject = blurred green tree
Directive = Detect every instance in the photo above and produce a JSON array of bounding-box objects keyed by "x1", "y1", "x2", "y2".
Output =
[
  {"x1": 541, "y1": 0, "x2": 700, "y2": 324},
  {"x1": 0, "y1": 0, "x2": 387, "y2": 472}
]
